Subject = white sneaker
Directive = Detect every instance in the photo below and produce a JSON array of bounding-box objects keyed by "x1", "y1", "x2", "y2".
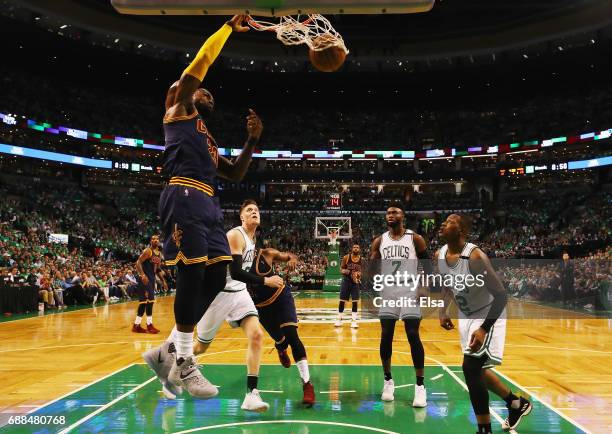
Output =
[
  {"x1": 412, "y1": 384, "x2": 427, "y2": 407},
  {"x1": 240, "y1": 389, "x2": 270, "y2": 413},
  {"x1": 334, "y1": 320, "x2": 342, "y2": 327},
  {"x1": 351, "y1": 321, "x2": 359, "y2": 329},
  {"x1": 381, "y1": 379, "x2": 394, "y2": 401}
]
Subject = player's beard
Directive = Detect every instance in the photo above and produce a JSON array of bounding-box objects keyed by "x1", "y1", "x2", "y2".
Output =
[
  {"x1": 387, "y1": 220, "x2": 401, "y2": 229},
  {"x1": 195, "y1": 101, "x2": 213, "y2": 118}
]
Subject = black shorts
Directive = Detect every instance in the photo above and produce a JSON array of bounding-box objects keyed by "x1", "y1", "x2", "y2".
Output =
[
  {"x1": 340, "y1": 278, "x2": 360, "y2": 302},
  {"x1": 159, "y1": 184, "x2": 231, "y2": 267},
  {"x1": 136, "y1": 278, "x2": 155, "y2": 302},
  {"x1": 257, "y1": 286, "x2": 298, "y2": 343}
]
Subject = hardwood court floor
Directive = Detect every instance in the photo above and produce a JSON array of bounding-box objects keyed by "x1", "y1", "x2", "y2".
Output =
[{"x1": 0, "y1": 294, "x2": 609, "y2": 433}]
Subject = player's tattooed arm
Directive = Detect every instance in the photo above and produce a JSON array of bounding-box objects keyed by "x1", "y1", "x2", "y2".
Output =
[
  {"x1": 364, "y1": 236, "x2": 382, "y2": 285},
  {"x1": 217, "y1": 109, "x2": 262, "y2": 181},
  {"x1": 468, "y1": 247, "x2": 508, "y2": 351},
  {"x1": 135, "y1": 248, "x2": 152, "y2": 286}
]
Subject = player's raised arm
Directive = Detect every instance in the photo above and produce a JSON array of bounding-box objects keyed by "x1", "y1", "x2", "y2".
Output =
[
  {"x1": 467, "y1": 248, "x2": 508, "y2": 351},
  {"x1": 167, "y1": 15, "x2": 249, "y2": 117},
  {"x1": 217, "y1": 109, "x2": 263, "y2": 182},
  {"x1": 135, "y1": 247, "x2": 152, "y2": 286}
]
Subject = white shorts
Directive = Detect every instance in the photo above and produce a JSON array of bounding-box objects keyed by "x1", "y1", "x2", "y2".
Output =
[
  {"x1": 459, "y1": 317, "x2": 506, "y2": 368},
  {"x1": 378, "y1": 287, "x2": 422, "y2": 320},
  {"x1": 196, "y1": 290, "x2": 258, "y2": 344}
]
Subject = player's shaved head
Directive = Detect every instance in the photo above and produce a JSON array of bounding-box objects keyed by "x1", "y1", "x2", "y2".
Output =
[{"x1": 456, "y1": 214, "x2": 472, "y2": 235}]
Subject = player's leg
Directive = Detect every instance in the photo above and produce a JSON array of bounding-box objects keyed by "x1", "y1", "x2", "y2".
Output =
[
  {"x1": 145, "y1": 286, "x2": 159, "y2": 333},
  {"x1": 350, "y1": 283, "x2": 360, "y2": 328},
  {"x1": 168, "y1": 262, "x2": 226, "y2": 398},
  {"x1": 281, "y1": 325, "x2": 315, "y2": 407},
  {"x1": 336, "y1": 280, "x2": 350, "y2": 326},
  {"x1": 379, "y1": 318, "x2": 397, "y2": 401},
  {"x1": 481, "y1": 320, "x2": 532, "y2": 430},
  {"x1": 462, "y1": 355, "x2": 493, "y2": 434},
  {"x1": 403, "y1": 318, "x2": 426, "y2": 407},
  {"x1": 132, "y1": 294, "x2": 148, "y2": 334},
  {"x1": 239, "y1": 315, "x2": 269, "y2": 412}
]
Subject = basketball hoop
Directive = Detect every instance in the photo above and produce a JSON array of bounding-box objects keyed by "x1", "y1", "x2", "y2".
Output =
[{"x1": 247, "y1": 14, "x2": 348, "y2": 53}]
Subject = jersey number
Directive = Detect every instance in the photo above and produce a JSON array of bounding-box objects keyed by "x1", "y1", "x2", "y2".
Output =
[{"x1": 391, "y1": 260, "x2": 402, "y2": 274}]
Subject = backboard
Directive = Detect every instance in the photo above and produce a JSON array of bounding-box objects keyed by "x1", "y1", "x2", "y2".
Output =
[{"x1": 110, "y1": 0, "x2": 435, "y2": 16}]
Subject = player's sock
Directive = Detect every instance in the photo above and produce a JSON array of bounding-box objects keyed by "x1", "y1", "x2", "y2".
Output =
[
  {"x1": 503, "y1": 391, "x2": 520, "y2": 409},
  {"x1": 175, "y1": 331, "x2": 194, "y2": 360},
  {"x1": 146, "y1": 316, "x2": 153, "y2": 326},
  {"x1": 296, "y1": 359, "x2": 310, "y2": 384},
  {"x1": 477, "y1": 423, "x2": 492, "y2": 434},
  {"x1": 166, "y1": 326, "x2": 178, "y2": 343},
  {"x1": 384, "y1": 372, "x2": 392, "y2": 381},
  {"x1": 247, "y1": 375, "x2": 258, "y2": 392},
  {"x1": 416, "y1": 376, "x2": 424, "y2": 386},
  {"x1": 351, "y1": 312, "x2": 358, "y2": 321},
  {"x1": 134, "y1": 316, "x2": 142, "y2": 325}
]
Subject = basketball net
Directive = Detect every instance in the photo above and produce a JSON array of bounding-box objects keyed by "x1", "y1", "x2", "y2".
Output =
[
  {"x1": 328, "y1": 230, "x2": 339, "y2": 246},
  {"x1": 247, "y1": 15, "x2": 349, "y2": 53}
]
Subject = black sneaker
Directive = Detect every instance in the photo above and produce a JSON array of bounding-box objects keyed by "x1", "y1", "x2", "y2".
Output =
[{"x1": 502, "y1": 396, "x2": 532, "y2": 430}]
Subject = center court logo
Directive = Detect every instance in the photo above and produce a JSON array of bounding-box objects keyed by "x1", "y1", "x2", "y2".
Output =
[{"x1": 297, "y1": 308, "x2": 378, "y2": 323}]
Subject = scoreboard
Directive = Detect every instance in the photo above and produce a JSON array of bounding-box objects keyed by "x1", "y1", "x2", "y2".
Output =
[{"x1": 327, "y1": 193, "x2": 342, "y2": 210}]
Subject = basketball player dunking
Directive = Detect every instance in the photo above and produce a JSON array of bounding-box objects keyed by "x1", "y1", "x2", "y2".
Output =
[
  {"x1": 132, "y1": 235, "x2": 162, "y2": 334},
  {"x1": 144, "y1": 200, "x2": 283, "y2": 409},
  {"x1": 437, "y1": 214, "x2": 532, "y2": 433},
  {"x1": 157, "y1": 15, "x2": 263, "y2": 399},
  {"x1": 370, "y1": 203, "x2": 431, "y2": 407},
  {"x1": 336, "y1": 243, "x2": 363, "y2": 328}
]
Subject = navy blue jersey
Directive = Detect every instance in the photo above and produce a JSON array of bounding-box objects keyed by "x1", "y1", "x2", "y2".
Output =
[
  {"x1": 248, "y1": 250, "x2": 284, "y2": 307},
  {"x1": 163, "y1": 112, "x2": 220, "y2": 189},
  {"x1": 143, "y1": 248, "x2": 162, "y2": 282}
]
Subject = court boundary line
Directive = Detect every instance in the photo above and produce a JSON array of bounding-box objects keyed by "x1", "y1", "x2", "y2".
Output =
[
  {"x1": 172, "y1": 420, "x2": 400, "y2": 434},
  {"x1": 25, "y1": 363, "x2": 137, "y2": 414},
  {"x1": 425, "y1": 355, "x2": 518, "y2": 434},
  {"x1": 492, "y1": 368, "x2": 593, "y2": 434},
  {"x1": 57, "y1": 375, "x2": 157, "y2": 434}
]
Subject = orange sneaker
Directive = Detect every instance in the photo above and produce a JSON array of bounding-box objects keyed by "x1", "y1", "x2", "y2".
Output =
[
  {"x1": 147, "y1": 324, "x2": 160, "y2": 334},
  {"x1": 302, "y1": 382, "x2": 315, "y2": 407},
  {"x1": 132, "y1": 324, "x2": 147, "y2": 333}
]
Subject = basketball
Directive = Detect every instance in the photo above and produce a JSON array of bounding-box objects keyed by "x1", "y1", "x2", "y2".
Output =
[{"x1": 309, "y1": 35, "x2": 347, "y2": 72}]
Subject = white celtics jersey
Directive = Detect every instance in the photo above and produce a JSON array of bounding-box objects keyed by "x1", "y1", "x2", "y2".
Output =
[
  {"x1": 379, "y1": 229, "x2": 418, "y2": 287},
  {"x1": 438, "y1": 243, "x2": 494, "y2": 318},
  {"x1": 224, "y1": 226, "x2": 255, "y2": 292}
]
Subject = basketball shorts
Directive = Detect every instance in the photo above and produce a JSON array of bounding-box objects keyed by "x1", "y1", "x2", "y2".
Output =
[
  {"x1": 257, "y1": 286, "x2": 298, "y2": 343},
  {"x1": 159, "y1": 183, "x2": 231, "y2": 267},
  {"x1": 136, "y1": 277, "x2": 155, "y2": 302},
  {"x1": 378, "y1": 287, "x2": 421, "y2": 320},
  {"x1": 195, "y1": 289, "x2": 258, "y2": 344},
  {"x1": 340, "y1": 278, "x2": 360, "y2": 302},
  {"x1": 460, "y1": 317, "x2": 506, "y2": 368}
]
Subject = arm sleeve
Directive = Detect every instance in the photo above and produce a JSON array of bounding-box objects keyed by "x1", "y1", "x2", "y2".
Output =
[
  {"x1": 480, "y1": 291, "x2": 507, "y2": 333},
  {"x1": 230, "y1": 254, "x2": 265, "y2": 286},
  {"x1": 183, "y1": 24, "x2": 233, "y2": 82}
]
